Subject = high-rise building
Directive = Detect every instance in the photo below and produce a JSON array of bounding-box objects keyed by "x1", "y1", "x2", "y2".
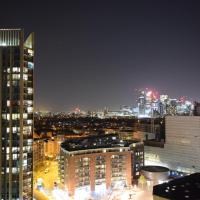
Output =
[
  {"x1": 0, "y1": 29, "x2": 34, "y2": 200},
  {"x1": 138, "y1": 90, "x2": 146, "y2": 116}
]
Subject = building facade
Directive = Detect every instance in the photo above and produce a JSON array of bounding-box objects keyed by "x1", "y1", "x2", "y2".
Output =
[
  {"x1": 44, "y1": 137, "x2": 61, "y2": 159},
  {"x1": 33, "y1": 139, "x2": 44, "y2": 171},
  {"x1": 59, "y1": 135, "x2": 144, "y2": 196},
  {"x1": 145, "y1": 116, "x2": 200, "y2": 174},
  {"x1": 0, "y1": 29, "x2": 34, "y2": 200}
]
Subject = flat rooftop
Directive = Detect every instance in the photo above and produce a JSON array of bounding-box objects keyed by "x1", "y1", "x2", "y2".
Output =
[
  {"x1": 141, "y1": 165, "x2": 169, "y2": 173},
  {"x1": 153, "y1": 173, "x2": 200, "y2": 200},
  {"x1": 61, "y1": 134, "x2": 140, "y2": 151}
]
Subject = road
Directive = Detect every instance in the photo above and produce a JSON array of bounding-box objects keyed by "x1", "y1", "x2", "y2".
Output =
[
  {"x1": 34, "y1": 160, "x2": 61, "y2": 200},
  {"x1": 34, "y1": 160, "x2": 59, "y2": 190},
  {"x1": 33, "y1": 189, "x2": 50, "y2": 200}
]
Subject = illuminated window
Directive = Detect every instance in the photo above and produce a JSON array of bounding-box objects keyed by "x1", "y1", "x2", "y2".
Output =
[
  {"x1": 23, "y1": 126, "x2": 32, "y2": 132},
  {"x1": 12, "y1": 147, "x2": 19, "y2": 153},
  {"x1": 7, "y1": 100, "x2": 10, "y2": 107},
  {"x1": 23, "y1": 160, "x2": 27, "y2": 166},
  {"x1": 12, "y1": 74, "x2": 20, "y2": 80},
  {"x1": 13, "y1": 67, "x2": 20, "y2": 73},
  {"x1": 24, "y1": 100, "x2": 33, "y2": 106},
  {"x1": 13, "y1": 127, "x2": 20, "y2": 133},
  {"x1": 23, "y1": 74, "x2": 28, "y2": 81},
  {"x1": 12, "y1": 167, "x2": 18, "y2": 173},
  {"x1": 12, "y1": 114, "x2": 20, "y2": 120},
  {"x1": 13, "y1": 154, "x2": 18, "y2": 160},
  {"x1": 28, "y1": 62, "x2": 34, "y2": 69},
  {"x1": 2, "y1": 114, "x2": 6, "y2": 119},
  {"x1": 23, "y1": 113, "x2": 28, "y2": 119},
  {"x1": 27, "y1": 120, "x2": 33, "y2": 125},
  {"x1": 13, "y1": 127, "x2": 17, "y2": 133},
  {"x1": 27, "y1": 88, "x2": 33, "y2": 94},
  {"x1": 28, "y1": 49, "x2": 34, "y2": 56},
  {"x1": 27, "y1": 107, "x2": 33, "y2": 113},
  {"x1": 27, "y1": 139, "x2": 32, "y2": 145},
  {"x1": 23, "y1": 68, "x2": 28, "y2": 73}
]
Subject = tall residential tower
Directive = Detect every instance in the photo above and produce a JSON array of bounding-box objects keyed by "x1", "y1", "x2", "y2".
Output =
[{"x1": 0, "y1": 29, "x2": 34, "y2": 200}]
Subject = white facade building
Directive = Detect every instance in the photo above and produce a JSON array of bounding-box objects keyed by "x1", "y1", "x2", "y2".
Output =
[{"x1": 145, "y1": 116, "x2": 200, "y2": 173}]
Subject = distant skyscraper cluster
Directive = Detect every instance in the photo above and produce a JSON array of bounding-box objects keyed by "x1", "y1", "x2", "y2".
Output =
[
  {"x1": 85, "y1": 89, "x2": 194, "y2": 119},
  {"x1": 133, "y1": 89, "x2": 194, "y2": 118}
]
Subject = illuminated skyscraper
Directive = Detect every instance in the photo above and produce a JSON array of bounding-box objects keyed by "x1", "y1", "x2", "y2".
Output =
[
  {"x1": 0, "y1": 29, "x2": 34, "y2": 200},
  {"x1": 138, "y1": 90, "x2": 146, "y2": 116}
]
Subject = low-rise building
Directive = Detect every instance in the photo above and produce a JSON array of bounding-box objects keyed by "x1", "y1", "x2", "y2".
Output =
[
  {"x1": 44, "y1": 136, "x2": 63, "y2": 158},
  {"x1": 33, "y1": 139, "x2": 45, "y2": 170},
  {"x1": 59, "y1": 135, "x2": 144, "y2": 196}
]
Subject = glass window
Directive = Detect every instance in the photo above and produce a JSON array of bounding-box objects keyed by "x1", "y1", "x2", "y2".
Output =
[
  {"x1": 12, "y1": 114, "x2": 20, "y2": 120},
  {"x1": 27, "y1": 107, "x2": 33, "y2": 113},
  {"x1": 23, "y1": 67, "x2": 28, "y2": 73},
  {"x1": 28, "y1": 62, "x2": 34, "y2": 69},
  {"x1": 27, "y1": 120, "x2": 32, "y2": 125},
  {"x1": 12, "y1": 74, "x2": 20, "y2": 80},
  {"x1": 13, "y1": 67, "x2": 20, "y2": 73},
  {"x1": 27, "y1": 88, "x2": 33, "y2": 94},
  {"x1": 23, "y1": 74, "x2": 28, "y2": 81},
  {"x1": 23, "y1": 113, "x2": 28, "y2": 119},
  {"x1": 7, "y1": 100, "x2": 10, "y2": 107}
]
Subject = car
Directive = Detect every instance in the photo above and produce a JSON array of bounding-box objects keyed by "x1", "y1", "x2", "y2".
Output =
[{"x1": 54, "y1": 181, "x2": 58, "y2": 187}]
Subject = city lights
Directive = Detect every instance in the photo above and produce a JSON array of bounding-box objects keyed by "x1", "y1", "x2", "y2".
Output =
[{"x1": 2, "y1": 1, "x2": 200, "y2": 200}]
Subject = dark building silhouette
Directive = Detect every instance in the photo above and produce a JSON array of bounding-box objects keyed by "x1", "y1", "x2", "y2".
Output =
[
  {"x1": 0, "y1": 29, "x2": 34, "y2": 200},
  {"x1": 193, "y1": 101, "x2": 200, "y2": 116}
]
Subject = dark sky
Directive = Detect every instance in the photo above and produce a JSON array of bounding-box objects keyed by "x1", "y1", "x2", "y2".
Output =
[{"x1": 1, "y1": 0, "x2": 200, "y2": 111}]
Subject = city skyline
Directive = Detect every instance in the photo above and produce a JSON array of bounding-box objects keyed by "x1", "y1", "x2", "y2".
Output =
[{"x1": 1, "y1": 1, "x2": 200, "y2": 111}]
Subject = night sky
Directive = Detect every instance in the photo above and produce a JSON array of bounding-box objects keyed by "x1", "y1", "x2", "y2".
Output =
[{"x1": 1, "y1": 0, "x2": 200, "y2": 111}]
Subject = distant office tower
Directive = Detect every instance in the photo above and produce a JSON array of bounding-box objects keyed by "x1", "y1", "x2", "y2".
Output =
[
  {"x1": 0, "y1": 29, "x2": 34, "y2": 200},
  {"x1": 138, "y1": 90, "x2": 146, "y2": 116}
]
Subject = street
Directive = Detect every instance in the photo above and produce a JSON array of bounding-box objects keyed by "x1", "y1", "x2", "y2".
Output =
[{"x1": 33, "y1": 160, "x2": 61, "y2": 200}]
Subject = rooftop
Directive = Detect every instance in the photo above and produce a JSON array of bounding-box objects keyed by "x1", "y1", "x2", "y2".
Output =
[
  {"x1": 0, "y1": 28, "x2": 21, "y2": 30},
  {"x1": 141, "y1": 165, "x2": 169, "y2": 173},
  {"x1": 61, "y1": 134, "x2": 141, "y2": 152},
  {"x1": 153, "y1": 173, "x2": 200, "y2": 200}
]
